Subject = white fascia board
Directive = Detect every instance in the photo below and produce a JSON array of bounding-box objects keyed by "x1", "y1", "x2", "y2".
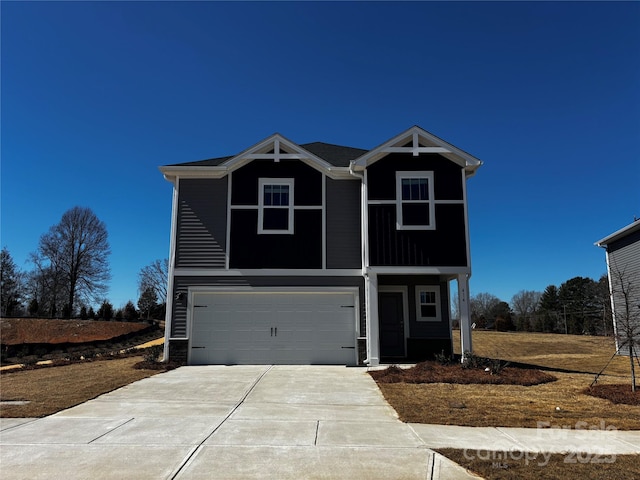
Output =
[
  {"x1": 173, "y1": 268, "x2": 364, "y2": 277},
  {"x1": 366, "y1": 266, "x2": 471, "y2": 276},
  {"x1": 159, "y1": 165, "x2": 228, "y2": 182},
  {"x1": 595, "y1": 220, "x2": 640, "y2": 247},
  {"x1": 352, "y1": 126, "x2": 483, "y2": 174},
  {"x1": 221, "y1": 133, "x2": 339, "y2": 177}
]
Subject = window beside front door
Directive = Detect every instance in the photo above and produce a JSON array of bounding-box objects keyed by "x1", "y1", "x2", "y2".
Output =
[
  {"x1": 396, "y1": 171, "x2": 435, "y2": 230},
  {"x1": 258, "y1": 178, "x2": 294, "y2": 234},
  {"x1": 415, "y1": 285, "x2": 441, "y2": 322}
]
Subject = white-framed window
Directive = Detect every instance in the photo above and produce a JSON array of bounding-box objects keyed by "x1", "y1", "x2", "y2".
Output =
[
  {"x1": 258, "y1": 178, "x2": 294, "y2": 234},
  {"x1": 396, "y1": 171, "x2": 435, "y2": 230},
  {"x1": 415, "y1": 285, "x2": 441, "y2": 322}
]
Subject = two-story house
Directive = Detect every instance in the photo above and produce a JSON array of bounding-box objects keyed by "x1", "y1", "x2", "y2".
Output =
[{"x1": 159, "y1": 126, "x2": 482, "y2": 366}]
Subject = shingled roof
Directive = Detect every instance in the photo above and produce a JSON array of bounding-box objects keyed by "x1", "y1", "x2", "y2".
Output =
[{"x1": 168, "y1": 142, "x2": 366, "y2": 168}]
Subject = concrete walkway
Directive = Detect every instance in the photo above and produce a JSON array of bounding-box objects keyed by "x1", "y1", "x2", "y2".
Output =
[{"x1": 2, "y1": 366, "x2": 639, "y2": 479}]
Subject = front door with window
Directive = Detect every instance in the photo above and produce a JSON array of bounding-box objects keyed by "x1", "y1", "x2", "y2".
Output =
[{"x1": 379, "y1": 291, "x2": 406, "y2": 358}]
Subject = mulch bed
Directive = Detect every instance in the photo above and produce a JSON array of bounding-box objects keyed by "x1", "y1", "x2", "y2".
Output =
[
  {"x1": 370, "y1": 361, "x2": 557, "y2": 386},
  {"x1": 584, "y1": 384, "x2": 640, "y2": 406}
]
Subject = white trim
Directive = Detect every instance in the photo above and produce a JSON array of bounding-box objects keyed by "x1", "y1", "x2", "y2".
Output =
[
  {"x1": 351, "y1": 126, "x2": 483, "y2": 175},
  {"x1": 163, "y1": 179, "x2": 180, "y2": 361},
  {"x1": 172, "y1": 268, "x2": 364, "y2": 277},
  {"x1": 415, "y1": 285, "x2": 442, "y2": 322},
  {"x1": 258, "y1": 178, "x2": 295, "y2": 234},
  {"x1": 461, "y1": 168, "x2": 472, "y2": 271},
  {"x1": 368, "y1": 266, "x2": 470, "y2": 275},
  {"x1": 368, "y1": 199, "x2": 464, "y2": 205},
  {"x1": 378, "y1": 286, "x2": 409, "y2": 357},
  {"x1": 322, "y1": 174, "x2": 327, "y2": 270},
  {"x1": 395, "y1": 171, "x2": 435, "y2": 231},
  {"x1": 225, "y1": 173, "x2": 232, "y2": 270},
  {"x1": 366, "y1": 272, "x2": 380, "y2": 366}
]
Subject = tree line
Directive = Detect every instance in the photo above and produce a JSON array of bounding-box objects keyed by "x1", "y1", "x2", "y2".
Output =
[
  {"x1": 468, "y1": 275, "x2": 613, "y2": 335},
  {"x1": 0, "y1": 206, "x2": 168, "y2": 321}
]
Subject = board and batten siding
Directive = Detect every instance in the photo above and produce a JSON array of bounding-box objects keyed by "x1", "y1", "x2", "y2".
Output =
[
  {"x1": 608, "y1": 229, "x2": 640, "y2": 356},
  {"x1": 169, "y1": 276, "x2": 365, "y2": 339},
  {"x1": 326, "y1": 178, "x2": 362, "y2": 269},
  {"x1": 176, "y1": 178, "x2": 228, "y2": 268}
]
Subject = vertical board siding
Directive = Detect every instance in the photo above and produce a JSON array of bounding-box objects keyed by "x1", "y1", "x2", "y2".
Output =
[
  {"x1": 169, "y1": 276, "x2": 365, "y2": 338},
  {"x1": 326, "y1": 179, "x2": 362, "y2": 269},
  {"x1": 176, "y1": 178, "x2": 228, "y2": 268},
  {"x1": 608, "y1": 231, "x2": 640, "y2": 355}
]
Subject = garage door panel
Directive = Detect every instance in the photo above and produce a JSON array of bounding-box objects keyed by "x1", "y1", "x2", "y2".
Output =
[{"x1": 190, "y1": 291, "x2": 357, "y2": 365}]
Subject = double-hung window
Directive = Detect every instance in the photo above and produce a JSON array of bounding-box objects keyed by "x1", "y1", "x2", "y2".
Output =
[
  {"x1": 258, "y1": 178, "x2": 294, "y2": 234},
  {"x1": 416, "y1": 285, "x2": 441, "y2": 322},
  {"x1": 396, "y1": 171, "x2": 435, "y2": 230}
]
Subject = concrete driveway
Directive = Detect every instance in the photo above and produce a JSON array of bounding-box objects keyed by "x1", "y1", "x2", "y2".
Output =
[{"x1": 0, "y1": 366, "x2": 476, "y2": 480}]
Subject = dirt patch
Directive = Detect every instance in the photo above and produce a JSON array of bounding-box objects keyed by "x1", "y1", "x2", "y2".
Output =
[
  {"x1": 1, "y1": 318, "x2": 150, "y2": 345},
  {"x1": 369, "y1": 361, "x2": 556, "y2": 386}
]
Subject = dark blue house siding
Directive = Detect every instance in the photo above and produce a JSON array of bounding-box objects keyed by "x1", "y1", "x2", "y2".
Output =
[{"x1": 230, "y1": 209, "x2": 322, "y2": 268}]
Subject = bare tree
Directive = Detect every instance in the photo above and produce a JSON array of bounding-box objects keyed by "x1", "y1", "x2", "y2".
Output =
[
  {"x1": 609, "y1": 264, "x2": 640, "y2": 392},
  {"x1": 36, "y1": 207, "x2": 110, "y2": 317},
  {"x1": 138, "y1": 259, "x2": 168, "y2": 303},
  {"x1": 470, "y1": 292, "x2": 500, "y2": 327},
  {"x1": 511, "y1": 290, "x2": 542, "y2": 331}
]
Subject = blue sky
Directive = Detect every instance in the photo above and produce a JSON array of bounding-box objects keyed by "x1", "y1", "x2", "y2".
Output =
[{"x1": 2, "y1": 1, "x2": 639, "y2": 309}]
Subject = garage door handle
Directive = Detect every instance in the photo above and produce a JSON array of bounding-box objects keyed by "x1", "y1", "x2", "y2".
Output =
[
  {"x1": 192, "y1": 346, "x2": 205, "y2": 349},
  {"x1": 341, "y1": 346, "x2": 355, "y2": 349}
]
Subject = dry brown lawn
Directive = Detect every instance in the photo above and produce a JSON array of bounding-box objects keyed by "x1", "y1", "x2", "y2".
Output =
[
  {"x1": 0, "y1": 356, "x2": 163, "y2": 418},
  {"x1": 375, "y1": 331, "x2": 640, "y2": 430}
]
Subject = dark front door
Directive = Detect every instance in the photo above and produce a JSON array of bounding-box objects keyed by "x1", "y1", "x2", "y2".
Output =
[{"x1": 379, "y1": 291, "x2": 405, "y2": 358}]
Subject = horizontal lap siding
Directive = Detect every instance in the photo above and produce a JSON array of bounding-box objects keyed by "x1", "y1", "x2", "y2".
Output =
[
  {"x1": 608, "y1": 230, "x2": 640, "y2": 355},
  {"x1": 176, "y1": 179, "x2": 228, "y2": 268},
  {"x1": 170, "y1": 276, "x2": 365, "y2": 339},
  {"x1": 326, "y1": 179, "x2": 362, "y2": 269}
]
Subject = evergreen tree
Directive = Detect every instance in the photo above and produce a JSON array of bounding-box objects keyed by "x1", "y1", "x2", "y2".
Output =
[
  {"x1": 123, "y1": 301, "x2": 139, "y2": 321},
  {"x1": 1, "y1": 247, "x2": 24, "y2": 316},
  {"x1": 97, "y1": 300, "x2": 113, "y2": 321}
]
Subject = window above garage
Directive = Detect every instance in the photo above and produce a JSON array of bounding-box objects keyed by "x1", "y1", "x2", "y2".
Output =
[
  {"x1": 258, "y1": 178, "x2": 294, "y2": 234},
  {"x1": 396, "y1": 171, "x2": 435, "y2": 230}
]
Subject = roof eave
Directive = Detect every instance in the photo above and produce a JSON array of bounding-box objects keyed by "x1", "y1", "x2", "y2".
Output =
[{"x1": 595, "y1": 220, "x2": 640, "y2": 247}]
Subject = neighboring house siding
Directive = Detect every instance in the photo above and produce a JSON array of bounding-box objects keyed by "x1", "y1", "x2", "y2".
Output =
[
  {"x1": 170, "y1": 276, "x2": 365, "y2": 338},
  {"x1": 326, "y1": 178, "x2": 362, "y2": 269},
  {"x1": 608, "y1": 229, "x2": 640, "y2": 355},
  {"x1": 176, "y1": 178, "x2": 227, "y2": 268},
  {"x1": 367, "y1": 153, "x2": 467, "y2": 267}
]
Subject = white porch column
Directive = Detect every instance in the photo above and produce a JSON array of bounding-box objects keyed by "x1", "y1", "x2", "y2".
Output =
[
  {"x1": 458, "y1": 273, "x2": 472, "y2": 360},
  {"x1": 366, "y1": 272, "x2": 380, "y2": 366}
]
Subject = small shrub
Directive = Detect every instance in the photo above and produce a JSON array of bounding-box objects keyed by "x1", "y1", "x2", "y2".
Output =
[
  {"x1": 461, "y1": 351, "x2": 484, "y2": 369},
  {"x1": 143, "y1": 345, "x2": 163, "y2": 363},
  {"x1": 434, "y1": 350, "x2": 453, "y2": 365}
]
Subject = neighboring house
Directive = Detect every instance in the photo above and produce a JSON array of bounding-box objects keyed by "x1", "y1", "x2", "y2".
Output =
[
  {"x1": 596, "y1": 219, "x2": 640, "y2": 356},
  {"x1": 159, "y1": 126, "x2": 482, "y2": 366}
]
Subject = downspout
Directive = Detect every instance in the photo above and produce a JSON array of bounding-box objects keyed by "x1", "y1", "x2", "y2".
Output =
[{"x1": 349, "y1": 162, "x2": 371, "y2": 365}]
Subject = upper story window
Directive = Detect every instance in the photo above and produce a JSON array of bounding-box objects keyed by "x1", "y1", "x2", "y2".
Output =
[
  {"x1": 258, "y1": 178, "x2": 294, "y2": 234},
  {"x1": 416, "y1": 285, "x2": 441, "y2": 322},
  {"x1": 396, "y1": 171, "x2": 435, "y2": 230}
]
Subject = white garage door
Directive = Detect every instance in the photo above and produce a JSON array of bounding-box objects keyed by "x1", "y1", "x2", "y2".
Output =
[{"x1": 189, "y1": 290, "x2": 358, "y2": 365}]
